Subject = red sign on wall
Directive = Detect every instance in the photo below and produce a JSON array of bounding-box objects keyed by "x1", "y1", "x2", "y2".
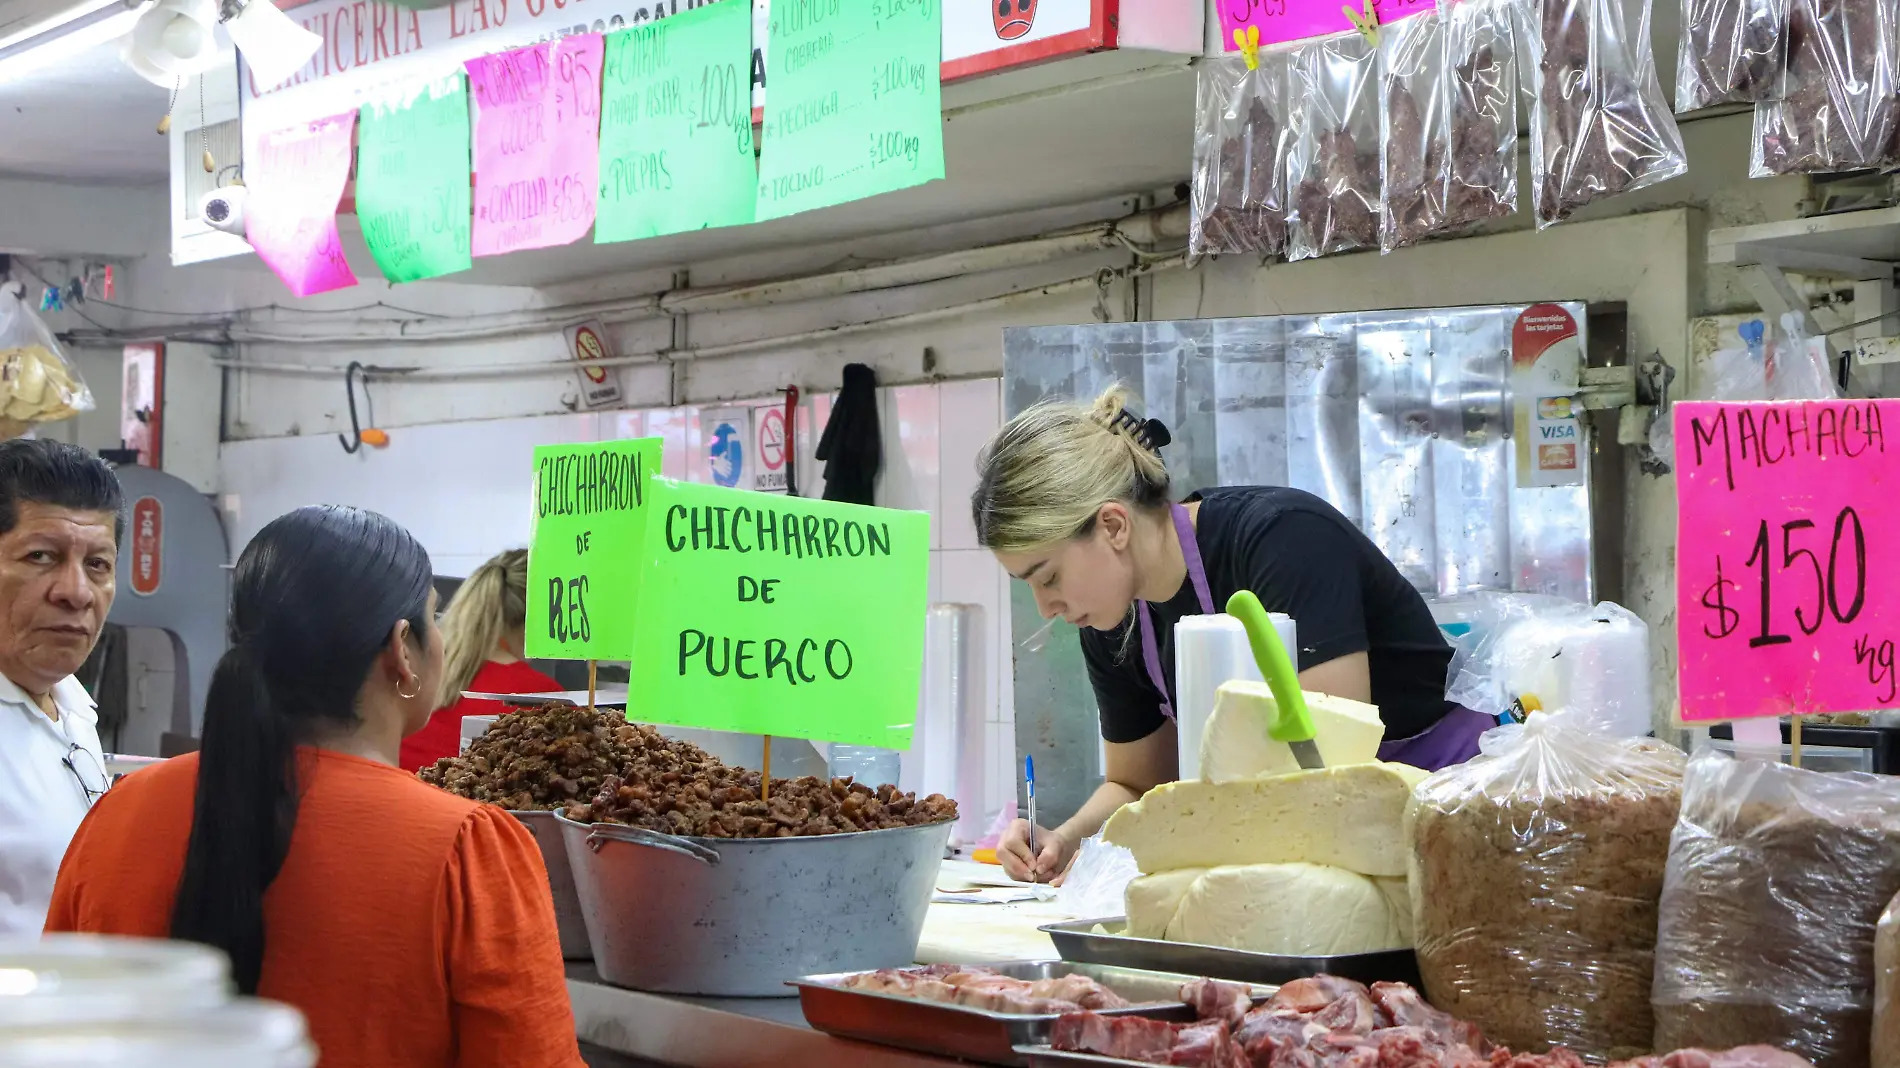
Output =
[{"x1": 130, "y1": 497, "x2": 163, "y2": 597}]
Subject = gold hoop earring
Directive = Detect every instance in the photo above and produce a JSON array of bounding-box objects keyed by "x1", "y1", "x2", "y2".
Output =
[{"x1": 397, "y1": 675, "x2": 421, "y2": 700}]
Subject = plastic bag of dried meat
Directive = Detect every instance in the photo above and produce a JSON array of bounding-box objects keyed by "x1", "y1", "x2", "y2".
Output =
[
  {"x1": 1382, "y1": 0, "x2": 1518, "y2": 252},
  {"x1": 1409, "y1": 711, "x2": 1685, "y2": 1061},
  {"x1": 1289, "y1": 32, "x2": 1380, "y2": 259},
  {"x1": 0, "y1": 284, "x2": 92, "y2": 439},
  {"x1": 1876, "y1": 891, "x2": 1900, "y2": 1068},
  {"x1": 1530, "y1": 0, "x2": 1687, "y2": 227},
  {"x1": 1751, "y1": 0, "x2": 1897, "y2": 175},
  {"x1": 1676, "y1": 0, "x2": 1784, "y2": 110},
  {"x1": 1652, "y1": 748, "x2": 1900, "y2": 1068},
  {"x1": 1190, "y1": 55, "x2": 1289, "y2": 259}
]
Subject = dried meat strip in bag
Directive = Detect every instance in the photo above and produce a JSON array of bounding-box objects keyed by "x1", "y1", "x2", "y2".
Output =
[
  {"x1": 1445, "y1": 0, "x2": 1519, "y2": 229},
  {"x1": 1381, "y1": 9, "x2": 1450, "y2": 251},
  {"x1": 1751, "y1": 0, "x2": 1897, "y2": 175},
  {"x1": 1530, "y1": 0, "x2": 1687, "y2": 227},
  {"x1": 1676, "y1": 0, "x2": 1784, "y2": 110},
  {"x1": 1190, "y1": 56, "x2": 1289, "y2": 259},
  {"x1": 1290, "y1": 32, "x2": 1381, "y2": 259}
]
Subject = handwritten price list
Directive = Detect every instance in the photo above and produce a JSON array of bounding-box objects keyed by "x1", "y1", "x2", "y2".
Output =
[
  {"x1": 357, "y1": 74, "x2": 473, "y2": 283},
  {"x1": 467, "y1": 35, "x2": 603, "y2": 257},
  {"x1": 756, "y1": 0, "x2": 945, "y2": 221},
  {"x1": 245, "y1": 113, "x2": 359, "y2": 298},
  {"x1": 597, "y1": 0, "x2": 756, "y2": 243},
  {"x1": 1676, "y1": 399, "x2": 1898, "y2": 720}
]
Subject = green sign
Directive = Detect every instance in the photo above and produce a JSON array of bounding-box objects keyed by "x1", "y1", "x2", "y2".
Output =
[
  {"x1": 627, "y1": 479, "x2": 931, "y2": 747},
  {"x1": 755, "y1": 0, "x2": 945, "y2": 221},
  {"x1": 356, "y1": 74, "x2": 473, "y2": 283},
  {"x1": 525, "y1": 438, "x2": 662, "y2": 661}
]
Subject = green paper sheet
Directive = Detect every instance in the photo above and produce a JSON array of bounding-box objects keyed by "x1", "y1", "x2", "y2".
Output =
[
  {"x1": 525, "y1": 438, "x2": 662, "y2": 661},
  {"x1": 756, "y1": 0, "x2": 945, "y2": 221},
  {"x1": 596, "y1": 1, "x2": 757, "y2": 243},
  {"x1": 356, "y1": 74, "x2": 473, "y2": 284},
  {"x1": 626, "y1": 479, "x2": 930, "y2": 747}
]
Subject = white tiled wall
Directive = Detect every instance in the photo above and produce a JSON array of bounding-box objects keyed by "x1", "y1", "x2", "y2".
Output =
[{"x1": 217, "y1": 377, "x2": 1019, "y2": 818}]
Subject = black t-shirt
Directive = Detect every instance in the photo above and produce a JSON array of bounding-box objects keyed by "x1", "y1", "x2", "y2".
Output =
[{"x1": 1081, "y1": 486, "x2": 1453, "y2": 745}]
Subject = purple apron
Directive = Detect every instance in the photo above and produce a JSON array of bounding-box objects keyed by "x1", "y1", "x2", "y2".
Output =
[{"x1": 1135, "y1": 502, "x2": 1485, "y2": 773}]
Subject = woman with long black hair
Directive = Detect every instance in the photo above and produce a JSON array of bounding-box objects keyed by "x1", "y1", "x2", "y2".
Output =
[{"x1": 46, "y1": 505, "x2": 584, "y2": 1068}]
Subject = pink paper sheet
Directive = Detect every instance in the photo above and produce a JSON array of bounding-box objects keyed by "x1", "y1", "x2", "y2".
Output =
[
  {"x1": 1676, "y1": 399, "x2": 1900, "y2": 721},
  {"x1": 467, "y1": 35, "x2": 603, "y2": 257},
  {"x1": 1217, "y1": 0, "x2": 1431, "y2": 52},
  {"x1": 246, "y1": 113, "x2": 360, "y2": 298}
]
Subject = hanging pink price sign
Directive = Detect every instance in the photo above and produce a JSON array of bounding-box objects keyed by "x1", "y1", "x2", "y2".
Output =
[
  {"x1": 246, "y1": 113, "x2": 360, "y2": 298},
  {"x1": 1216, "y1": 0, "x2": 1432, "y2": 51},
  {"x1": 1676, "y1": 399, "x2": 1898, "y2": 721},
  {"x1": 467, "y1": 34, "x2": 604, "y2": 258}
]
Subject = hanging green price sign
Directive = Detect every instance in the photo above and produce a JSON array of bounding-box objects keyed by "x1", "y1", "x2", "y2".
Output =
[
  {"x1": 356, "y1": 74, "x2": 474, "y2": 283},
  {"x1": 525, "y1": 438, "x2": 662, "y2": 660},
  {"x1": 626, "y1": 478, "x2": 930, "y2": 747}
]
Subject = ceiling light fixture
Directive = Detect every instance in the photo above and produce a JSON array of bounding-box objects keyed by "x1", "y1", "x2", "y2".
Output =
[{"x1": 0, "y1": 0, "x2": 145, "y2": 86}]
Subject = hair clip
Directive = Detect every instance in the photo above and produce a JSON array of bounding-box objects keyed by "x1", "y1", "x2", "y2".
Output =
[{"x1": 1107, "y1": 408, "x2": 1171, "y2": 453}]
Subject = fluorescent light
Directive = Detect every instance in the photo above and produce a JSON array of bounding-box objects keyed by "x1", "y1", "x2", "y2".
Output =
[{"x1": 0, "y1": 2, "x2": 145, "y2": 85}]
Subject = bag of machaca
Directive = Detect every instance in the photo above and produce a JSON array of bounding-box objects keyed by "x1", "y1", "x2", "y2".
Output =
[
  {"x1": 1190, "y1": 54, "x2": 1291, "y2": 259},
  {"x1": 1653, "y1": 747, "x2": 1900, "y2": 1068},
  {"x1": 1408, "y1": 711, "x2": 1684, "y2": 1060}
]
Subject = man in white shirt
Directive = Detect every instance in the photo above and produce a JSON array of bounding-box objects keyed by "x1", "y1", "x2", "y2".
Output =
[{"x1": 0, "y1": 439, "x2": 121, "y2": 935}]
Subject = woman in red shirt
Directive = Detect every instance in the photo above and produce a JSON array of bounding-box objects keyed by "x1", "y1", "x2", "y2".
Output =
[{"x1": 400, "y1": 548, "x2": 559, "y2": 772}]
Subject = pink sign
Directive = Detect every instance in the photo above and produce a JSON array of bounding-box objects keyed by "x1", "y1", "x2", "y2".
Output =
[
  {"x1": 246, "y1": 114, "x2": 359, "y2": 298},
  {"x1": 467, "y1": 35, "x2": 603, "y2": 258},
  {"x1": 1676, "y1": 399, "x2": 1898, "y2": 721},
  {"x1": 1217, "y1": 0, "x2": 1432, "y2": 51}
]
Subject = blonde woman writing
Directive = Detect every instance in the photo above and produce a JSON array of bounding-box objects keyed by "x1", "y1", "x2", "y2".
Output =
[
  {"x1": 972, "y1": 385, "x2": 1488, "y2": 883},
  {"x1": 400, "y1": 549, "x2": 559, "y2": 772}
]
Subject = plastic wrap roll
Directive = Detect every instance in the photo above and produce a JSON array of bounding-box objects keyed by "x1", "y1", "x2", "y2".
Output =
[
  {"x1": 1173, "y1": 613, "x2": 1293, "y2": 780},
  {"x1": 916, "y1": 603, "x2": 986, "y2": 844}
]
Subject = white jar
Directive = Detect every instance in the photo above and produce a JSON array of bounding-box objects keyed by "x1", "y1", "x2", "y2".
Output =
[
  {"x1": 0, "y1": 936, "x2": 230, "y2": 1027},
  {"x1": 0, "y1": 998, "x2": 315, "y2": 1068}
]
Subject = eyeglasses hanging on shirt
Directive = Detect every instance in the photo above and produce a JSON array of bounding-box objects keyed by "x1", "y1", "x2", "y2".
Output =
[{"x1": 62, "y1": 743, "x2": 110, "y2": 805}]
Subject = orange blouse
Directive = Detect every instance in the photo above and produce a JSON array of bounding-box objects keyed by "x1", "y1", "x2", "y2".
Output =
[{"x1": 46, "y1": 749, "x2": 585, "y2": 1068}]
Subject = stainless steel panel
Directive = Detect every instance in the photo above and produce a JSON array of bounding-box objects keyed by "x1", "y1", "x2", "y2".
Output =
[
  {"x1": 1431, "y1": 308, "x2": 1511, "y2": 595},
  {"x1": 1356, "y1": 316, "x2": 1436, "y2": 590},
  {"x1": 1212, "y1": 318, "x2": 1288, "y2": 486},
  {"x1": 1284, "y1": 316, "x2": 1362, "y2": 523}
]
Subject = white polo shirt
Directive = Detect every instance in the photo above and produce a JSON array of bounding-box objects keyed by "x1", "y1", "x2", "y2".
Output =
[{"x1": 0, "y1": 673, "x2": 104, "y2": 935}]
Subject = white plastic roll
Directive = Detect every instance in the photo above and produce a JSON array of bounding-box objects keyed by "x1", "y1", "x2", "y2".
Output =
[
  {"x1": 1556, "y1": 609, "x2": 1654, "y2": 738},
  {"x1": 1173, "y1": 612, "x2": 1296, "y2": 780}
]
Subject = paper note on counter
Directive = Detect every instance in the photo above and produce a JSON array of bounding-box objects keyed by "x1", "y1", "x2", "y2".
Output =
[{"x1": 914, "y1": 900, "x2": 1076, "y2": 965}]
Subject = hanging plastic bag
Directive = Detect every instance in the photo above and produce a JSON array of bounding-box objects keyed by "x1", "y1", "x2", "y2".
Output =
[
  {"x1": 1652, "y1": 749, "x2": 1900, "y2": 1068},
  {"x1": 1289, "y1": 31, "x2": 1381, "y2": 259},
  {"x1": 1409, "y1": 712, "x2": 1685, "y2": 1060},
  {"x1": 0, "y1": 284, "x2": 92, "y2": 438},
  {"x1": 1191, "y1": 55, "x2": 1291, "y2": 259},
  {"x1": 1530, "y1": 0, "x2": 1687, "y2": 227},
  {"x1": 1676, "y1": 0, "x2": 1785, "y2": 110},
  {"x1": 1382, "y1": 2, "x2": 1519, "y2": 252},
  {"x1": 1752, "y1": 0, "x2": 1897, "y2": 175}
]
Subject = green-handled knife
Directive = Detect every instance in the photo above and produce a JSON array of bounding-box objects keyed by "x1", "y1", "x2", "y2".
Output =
[{"x1": 1225, "y1": 590, "x2": 1323, "y2": 770}]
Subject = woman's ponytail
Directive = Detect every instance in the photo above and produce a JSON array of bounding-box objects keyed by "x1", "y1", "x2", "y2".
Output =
[
  {"x1": 170, "y1": 643, "x2": 298, "y2": 995},
  {"x1": 434, "y1": 548, "x2": 530, "y2": 707}
]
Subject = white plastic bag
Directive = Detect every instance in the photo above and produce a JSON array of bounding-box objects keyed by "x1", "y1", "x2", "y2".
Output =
[
  {"x1": 1054, "y1": 835, "x2": 1140, "y2": 919},
  {"x1": 1445, "y1": 595, "x2": 1653, "y2": 737},
  {"x1": 0, "y1": 285, "x2": 91, "y2": 436}
]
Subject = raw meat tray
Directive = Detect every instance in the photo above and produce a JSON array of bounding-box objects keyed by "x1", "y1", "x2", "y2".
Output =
[
  {"x1": 1039, "y1": 919, "x2": 1421, "y2": 988},
  {"x1": 792, "y1": 961, "x2": 1266, "y2": 1067}
]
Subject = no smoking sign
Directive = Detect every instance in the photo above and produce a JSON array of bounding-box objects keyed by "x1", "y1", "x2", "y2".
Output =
[{"x1": 753, "y1": 406, "x2": 789, "y2": 493}]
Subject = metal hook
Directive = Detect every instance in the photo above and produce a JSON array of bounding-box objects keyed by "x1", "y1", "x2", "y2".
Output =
[{"x1": 339, "y1": 361, "x2": 367, "y2": 454}]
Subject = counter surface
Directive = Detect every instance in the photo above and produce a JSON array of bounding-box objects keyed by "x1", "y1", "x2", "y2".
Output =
[{"x1": 568, "y1": 895, "x2": 1083, "y2": 1067}]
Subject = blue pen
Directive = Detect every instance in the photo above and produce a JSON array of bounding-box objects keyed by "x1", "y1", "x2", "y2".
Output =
[{"x1": 1025, "y1": 755, "x2": 1038, "y2": 883}]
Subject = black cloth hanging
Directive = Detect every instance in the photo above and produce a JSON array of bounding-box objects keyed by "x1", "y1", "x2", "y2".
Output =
[{"x1": 815, "y1": 363, "x2": 881, "y2": 506}]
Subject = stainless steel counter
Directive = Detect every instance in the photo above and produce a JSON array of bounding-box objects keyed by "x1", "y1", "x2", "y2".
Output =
[{"x1": 566, "y1": 964, "x2": 962, "y2": 1068}]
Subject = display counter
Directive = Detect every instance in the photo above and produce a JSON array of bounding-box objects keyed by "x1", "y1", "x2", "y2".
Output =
[{"x1": 567, "y1": 896, "x2": 1079, "y2": 1067}]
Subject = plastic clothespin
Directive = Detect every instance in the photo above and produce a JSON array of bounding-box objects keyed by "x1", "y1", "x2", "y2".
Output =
[
  {"x1": 1232, "y1": 25, "x2": 1262, "y2": 70},
  {"x1": 38, "y1": 287, "x2": 61, "y2": 313},
  {"x1": 1343, "y1": 0, "x2": 1379, "y2": 46},
  {"x1": 101, "y1": 265, "x2": 116, "y2": 302}
]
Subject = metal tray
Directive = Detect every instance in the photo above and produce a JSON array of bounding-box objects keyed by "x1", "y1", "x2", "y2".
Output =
[
  {"x1": 793, "y1": 961, "x2": 1263, "y2": 1067},
  {"x1": 1039, "y1": 919, "x2": 1421, "y2": 989},
  {"x1": 1016, "y1": 1045, "x2": 1174, "y2": 1068}
]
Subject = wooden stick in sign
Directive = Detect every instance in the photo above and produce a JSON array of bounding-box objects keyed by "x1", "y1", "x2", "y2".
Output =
[
  {"x1": 1791, "y1": 714, "x2": 1803, "y2": 769},
  {"x1": 762, "y1": 736, "x2": 772, "y2": 802},
  {"x1": 587, "y1": 660, "x2": 597, "y2": 714}
]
